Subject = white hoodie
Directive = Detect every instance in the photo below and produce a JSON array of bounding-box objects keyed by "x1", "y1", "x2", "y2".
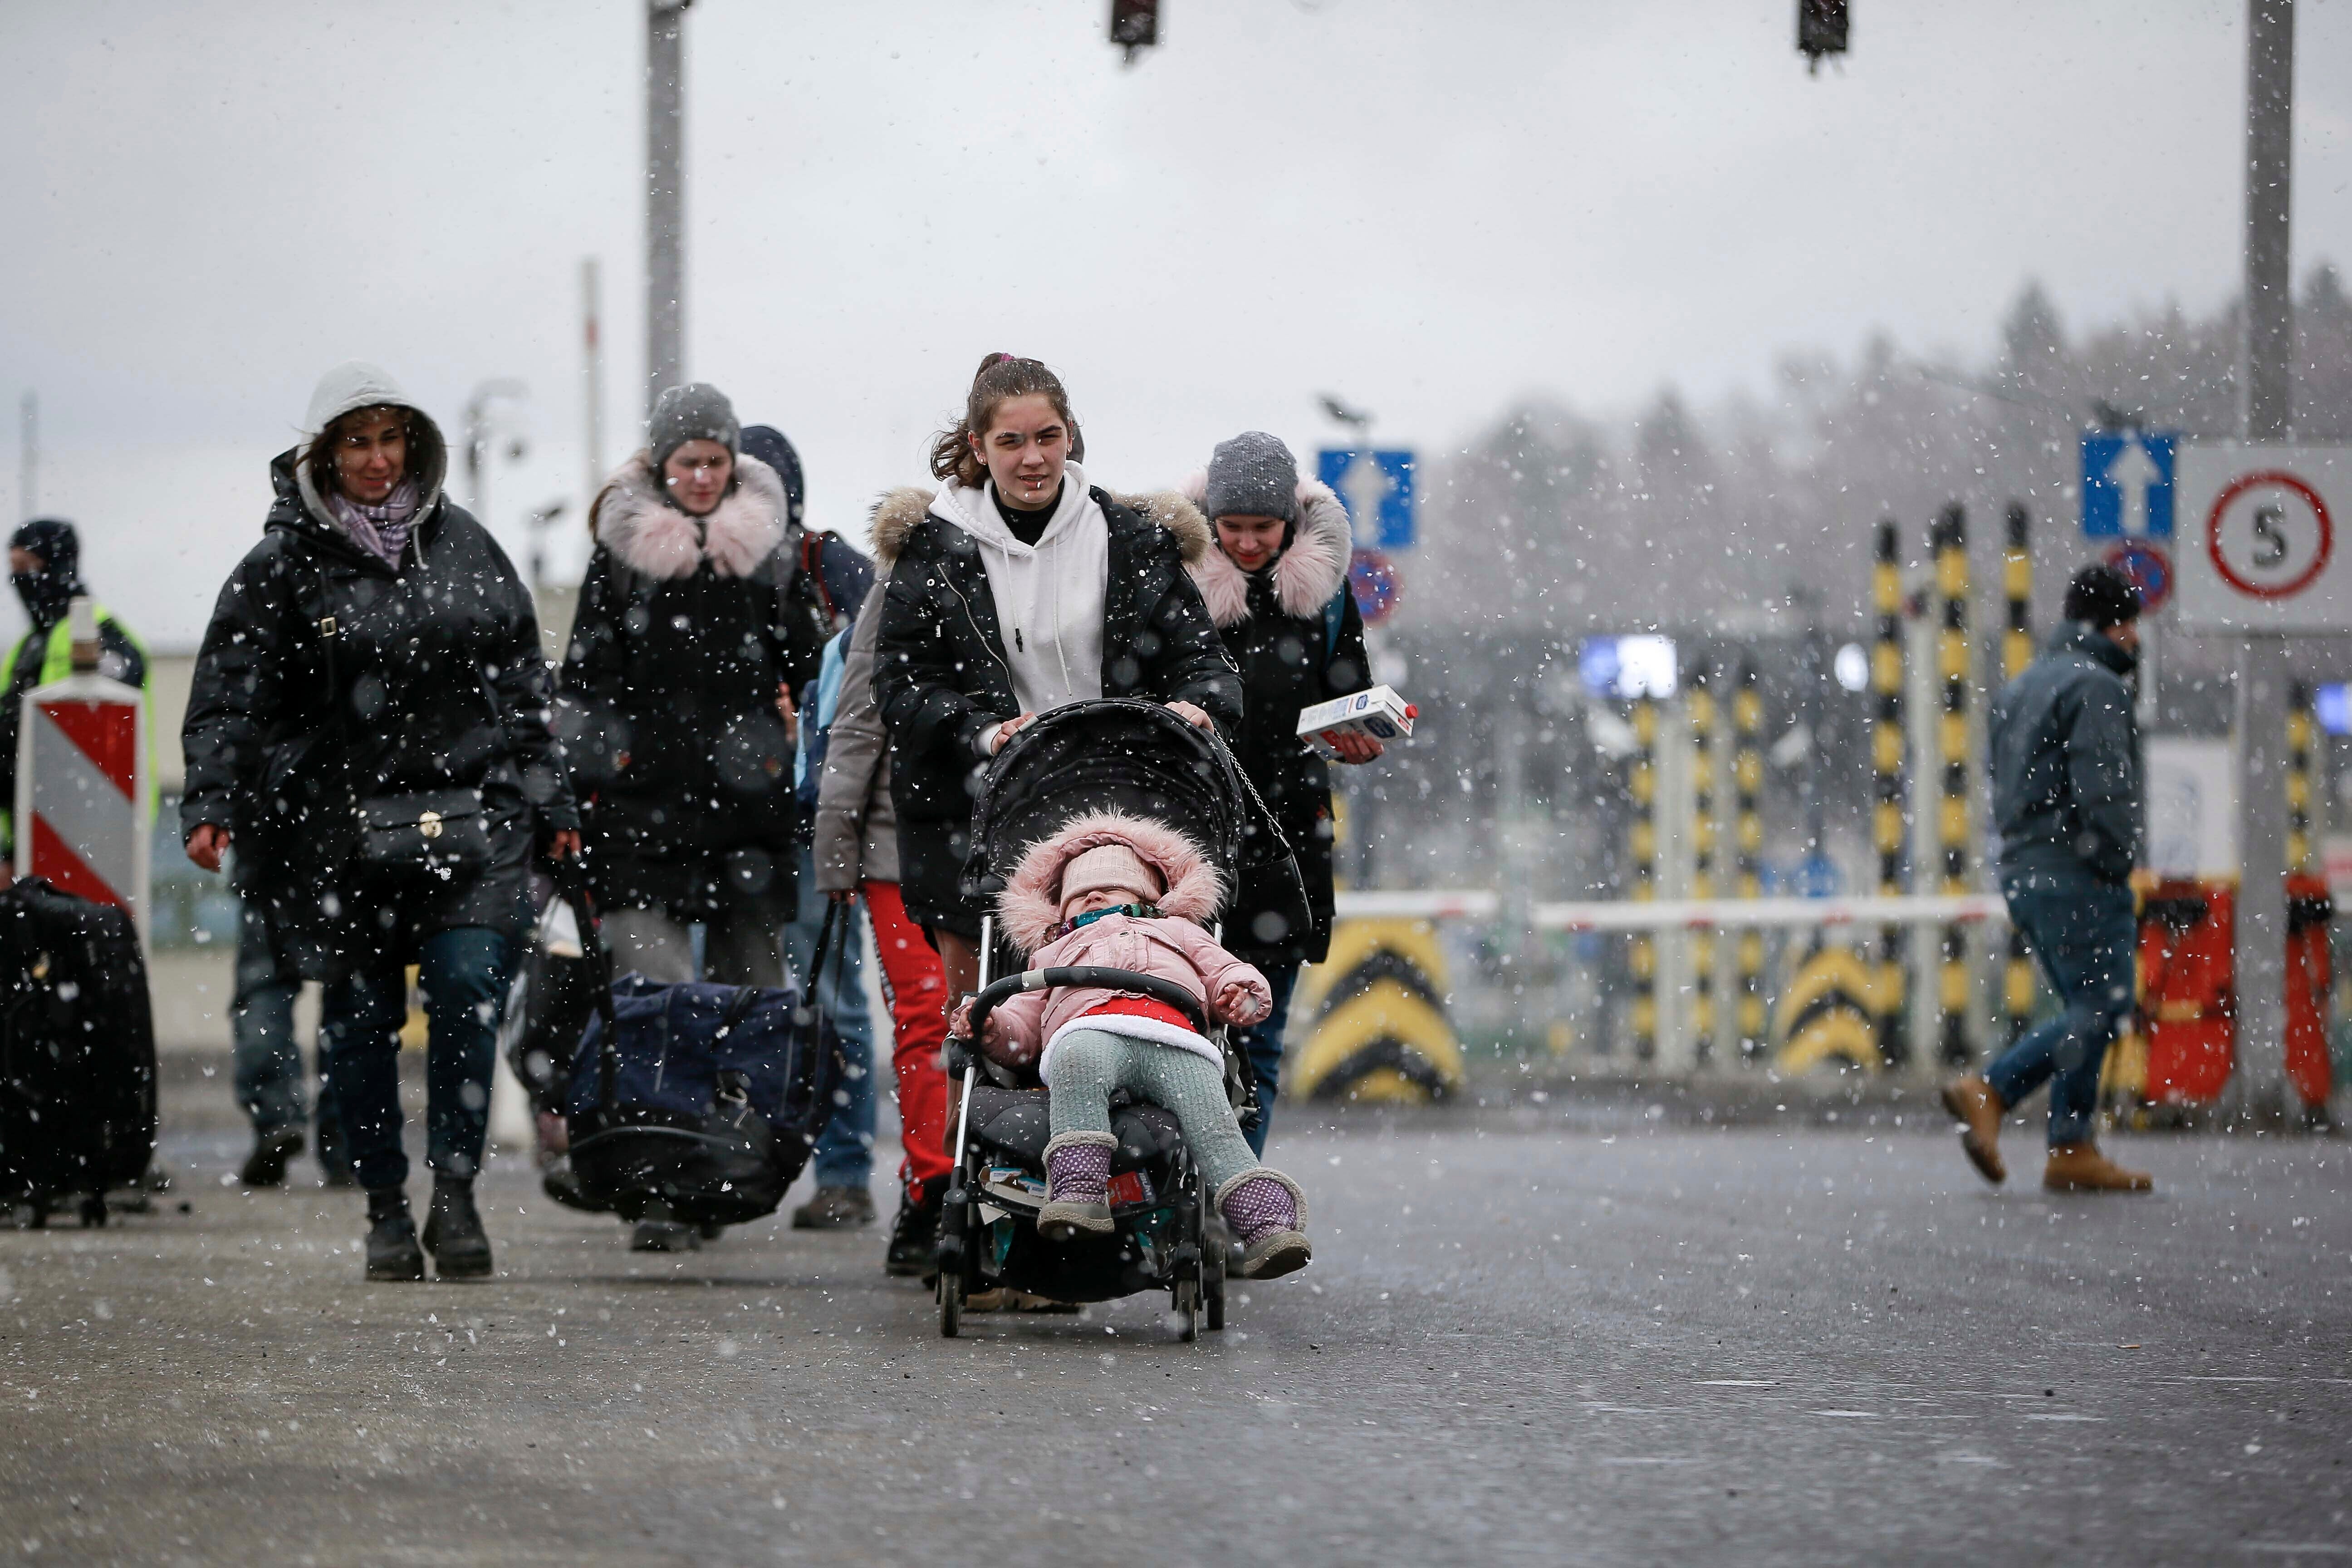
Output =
[{"x1": 928, "y1": 463, "x2": 1109, "y2": 720}]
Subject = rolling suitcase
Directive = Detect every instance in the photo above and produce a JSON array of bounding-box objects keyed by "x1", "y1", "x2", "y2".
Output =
[
  {"x1": 0, "y1": 877, "x2": 157, "y2": 1226},
  {"x1": 560, "y1": 878, "x2": 842, "y2": 1225}
]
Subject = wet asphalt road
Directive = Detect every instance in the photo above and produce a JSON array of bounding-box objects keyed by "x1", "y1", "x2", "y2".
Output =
[{"x1": 4, "y1": 1078, "x2": 2350, "y2": 1566}]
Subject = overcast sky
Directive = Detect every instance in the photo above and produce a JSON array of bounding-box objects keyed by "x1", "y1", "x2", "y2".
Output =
[{"x1": 5, "y1": 0, "x2": 2349, "y2": 647}]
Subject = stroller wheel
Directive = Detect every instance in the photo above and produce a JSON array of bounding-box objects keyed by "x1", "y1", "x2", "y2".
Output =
[
  {"x1": 1205, "y1": 1245, "x2": 1226, "y2": 1332},
  {"x1": 1173, "y1": 1275, "x2": 1200, "y2": 1343},
  {"x1": 938, "y1": 1271, "x2": 962, "y2": 1338}
]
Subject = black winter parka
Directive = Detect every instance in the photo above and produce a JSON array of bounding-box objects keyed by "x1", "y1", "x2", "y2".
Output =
[
  {"x1": 869, "y1": 484, "x2": 1242, "y2": 826},
  {"x1": 559, "y1": 452, "x2": 828, "y2": 921},
  {"x1": 181, "y1": 451, "x2": 575, "y2": 968}
]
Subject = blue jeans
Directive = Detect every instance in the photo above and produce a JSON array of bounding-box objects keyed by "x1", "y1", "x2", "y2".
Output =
[
  {"x1": 1234, "y1": 960, "x2": 1302, "y2": 1158},
  {"x1": 323, "y1": 926, "x2": 513, "y2": 1189},
  {"x1": 783, "y1": 846, "x2": 876, "y2": 1189},
  {"x1": 230, "y1": 904, "x2": 343, "y2": 1147},
  {"x1": 1987, "y1": 868, "x2": 2137, "y2": 1147}
]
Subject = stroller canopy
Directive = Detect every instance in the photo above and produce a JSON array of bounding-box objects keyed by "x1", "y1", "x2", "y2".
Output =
[{"x1": 965, "y1": 701, "x2": 1248, "y2": 899}]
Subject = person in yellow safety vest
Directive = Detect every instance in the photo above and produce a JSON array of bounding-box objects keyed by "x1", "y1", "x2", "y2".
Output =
[{"x1": 0, "y1": 519, "x2": 151, "y2": 860}]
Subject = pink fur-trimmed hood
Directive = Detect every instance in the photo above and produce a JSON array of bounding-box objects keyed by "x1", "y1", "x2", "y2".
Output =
[
  {"x1": 1179, "y1": 473, "x2": 1353, "y2": 629},
  {"x1": 997, "y1": 810, "x2": 1226, "y2": 957},
  {"x1": 592, "y1": 451, "x2": 789, "y2": 579}
]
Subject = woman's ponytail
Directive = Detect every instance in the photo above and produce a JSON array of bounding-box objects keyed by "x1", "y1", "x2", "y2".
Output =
[{"x1": 928, "y1": 354, "x2": 1084, "y2": 488}]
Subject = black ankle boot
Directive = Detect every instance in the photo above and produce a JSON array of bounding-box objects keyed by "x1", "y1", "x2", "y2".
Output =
[
  {"x1": 884, "y1": 1185, "x2": 943, "y2": 1279},
  {"x1": 365, "y1": 1186, "x2": 425, "y2": 1282},
  {"x1": 240, "y1": 1126, "x2": 305, "y2": 1188},
  {"x1": 421, "y1": 1175, "x2": 493, "y2": 1279}
]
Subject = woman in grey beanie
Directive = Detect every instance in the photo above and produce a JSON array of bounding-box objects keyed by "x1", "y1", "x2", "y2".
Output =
[
  {"x1": 1182, "y1": 431, "x2": 1382, "y2": 1155},
  {"x1": 559, "y1": 384, "x2": 830, "y2": 1248}
]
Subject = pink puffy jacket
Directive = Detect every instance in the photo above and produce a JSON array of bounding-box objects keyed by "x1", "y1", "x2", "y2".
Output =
[{"x1": 982, "y1": 911, "x2": 1272, "y2": 1071}]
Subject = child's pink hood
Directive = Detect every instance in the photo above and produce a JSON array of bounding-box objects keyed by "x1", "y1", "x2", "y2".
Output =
[{"x1": 998, "y1": 810, "x2": 1225, "y2": 958}]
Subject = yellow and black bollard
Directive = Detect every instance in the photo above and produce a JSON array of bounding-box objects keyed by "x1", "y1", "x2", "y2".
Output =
[
  {"x1": 1773, "y1": 945, "x2": 1883, "y2": 1074},
  {"x1": 2001, "y1": 503, "x2": 2037, "y2": 1047},
  {"x1": 1289, "y1": 919, "x2": 1466, "y2": 1103},
  {"x1": 1933, "y1": 505, "x2": 1972, "y2": 1068},
  {"x1": 1689, "y1": 669, "x2": 1717, "y2": 1062},
  {"x1": 1734, "y1": 660, "x2": 1766, "y2": 1057},
  {"x1": 1290, "y1": 794, "x2": 1466, "y2": 1105},
  {"x1": 1628, "y1": 693, "x2": 1658, "y2": 1060},
  {"x1": 1872, "y1": 518, "x2": 1909, "y2": 1064}
]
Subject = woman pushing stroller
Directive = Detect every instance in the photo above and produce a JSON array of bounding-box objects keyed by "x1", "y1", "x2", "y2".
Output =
[
  {"x1": 953, "y1": 812, "x2": 1312, "y2": 1280},
  {"x1": 872, "y1": 353, "x2": 1242, "y2": 1010}
]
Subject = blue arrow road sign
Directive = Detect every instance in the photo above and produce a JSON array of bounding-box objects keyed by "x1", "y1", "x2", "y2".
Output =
[
  {"x1": 2081, "y1": 431, "x2": 2177, "y2": 539},
  {"x1": 1317, "y1": 448, "x2": 1416, "y2": 549}
]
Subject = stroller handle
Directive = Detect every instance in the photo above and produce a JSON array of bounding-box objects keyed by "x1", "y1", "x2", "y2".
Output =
[{"x1": 961, "y1": 966, "x2": 1212, "y2": 1043}]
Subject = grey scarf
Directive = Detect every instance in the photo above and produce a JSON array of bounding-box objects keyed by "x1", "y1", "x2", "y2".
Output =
[{"x1": 328, "y1": 478, "x2": 421, "y2": 568}]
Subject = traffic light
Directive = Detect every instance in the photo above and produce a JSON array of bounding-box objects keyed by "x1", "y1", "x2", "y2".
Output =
[
  {"x1": 1111, "y1": 0, "x2": 1158, "y2": 65},
  {"x1": 1798, "y1": 0, "x2": 1848, "y2": 72}
]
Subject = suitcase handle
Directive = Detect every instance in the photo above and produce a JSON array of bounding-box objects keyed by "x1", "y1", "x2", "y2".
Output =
[
  {"x1": 551, "y1": 863, "x2": 624, "y2": 1116},
  {"x1": 794, "y1": 899, "x2": 847, "y2": 1139}
]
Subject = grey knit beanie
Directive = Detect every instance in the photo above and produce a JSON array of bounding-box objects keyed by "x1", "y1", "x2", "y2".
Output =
[
  {"x1": 648, "y1": 383, "x2": 740, "y2": 471},
  {"x1": 1203, "y1": 431, "x2": 1299, "y2": 523}
]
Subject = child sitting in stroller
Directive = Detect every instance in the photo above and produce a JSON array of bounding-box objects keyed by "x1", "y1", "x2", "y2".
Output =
[{"x1": 952, "y1": 811, "x2": 1313, "y2": 1279}]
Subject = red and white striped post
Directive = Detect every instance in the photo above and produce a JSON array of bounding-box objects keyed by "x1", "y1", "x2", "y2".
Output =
[{"x1": 14, "y1": 598, "x2": 148, "y2": 939}]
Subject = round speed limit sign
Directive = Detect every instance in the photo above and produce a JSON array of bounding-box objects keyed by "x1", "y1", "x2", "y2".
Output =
[{"x1": 2206, "y1": 469, "x2": 2333, "y2": 598}]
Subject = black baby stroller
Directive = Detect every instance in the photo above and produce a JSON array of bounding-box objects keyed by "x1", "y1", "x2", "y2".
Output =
[{"x1": 936, "y1": 699, "x2": 1296, "y2": 1341}]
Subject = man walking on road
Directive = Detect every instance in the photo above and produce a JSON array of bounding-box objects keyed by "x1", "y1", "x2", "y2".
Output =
[{"x1": 1944, "y1": 563, "x2": 2151, "y2": 1193}]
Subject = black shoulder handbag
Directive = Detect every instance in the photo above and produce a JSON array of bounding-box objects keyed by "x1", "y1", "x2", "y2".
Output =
[{"x1": 297, "y1": 546, "x2": 499, "y2": 877}]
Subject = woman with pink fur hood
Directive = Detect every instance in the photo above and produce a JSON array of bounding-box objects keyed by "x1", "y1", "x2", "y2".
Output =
[
  {"x1": 560, "y1": 388, "x2": 830, "y2": 1003},
  {"x1": 953, "y1": 810, "x2": 1313, "y2": 1279}
]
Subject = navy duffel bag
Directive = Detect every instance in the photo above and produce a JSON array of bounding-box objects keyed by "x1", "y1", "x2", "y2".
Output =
[{"x1": 564, "y1": 894, "x2": 843, "y2": 1225}]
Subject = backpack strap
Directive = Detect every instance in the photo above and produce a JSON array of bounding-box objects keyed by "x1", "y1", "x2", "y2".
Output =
[
  {"x1": 800, "y1": 532, "x2": 840, "y2": 627},
  {"x1": 1321, "y1": 585, "x2": 1349, "y2": 661}
]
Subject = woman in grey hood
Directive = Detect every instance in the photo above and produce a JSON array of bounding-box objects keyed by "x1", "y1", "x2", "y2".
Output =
[{"x1": 182, "y1": 361, "x2": 578, "y2": 1284}]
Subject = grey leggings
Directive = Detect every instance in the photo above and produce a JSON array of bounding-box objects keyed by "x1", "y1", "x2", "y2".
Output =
[
  {"x1": 1044, "y1": 1028, "x2": 1259, "y2": 1196},
  {"x1": 602, "y1": 906, "x2": 786, "y2": 988}
]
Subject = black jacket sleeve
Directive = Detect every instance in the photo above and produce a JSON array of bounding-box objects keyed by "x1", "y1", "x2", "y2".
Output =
[
  {"x1": 480, "y1": 552, "x2": 577, "y2": 836},
  {"x1": 181, "y1": 542, "x2": 301, "y2": 841},
  {"x1": 874, "y1": 542, "x2": 1006, "y2": 764},
  {"x1": 1138, "y1": 563, "x2": 1245, "y2": 737},
  {"x1": 554, "y1": 545, "x2": 630, "y2": 794}
]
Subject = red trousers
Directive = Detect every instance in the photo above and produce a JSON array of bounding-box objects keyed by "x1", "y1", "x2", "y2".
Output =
[{"x1": 863, "y1": 881, "x2": 952, "y2": 1201}]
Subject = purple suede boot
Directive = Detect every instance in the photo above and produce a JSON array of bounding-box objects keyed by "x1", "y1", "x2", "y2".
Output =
[
  {"x1": 1038, "y1": 1132, "x2": 1116, "y2": 1241},
  {"x1": 1217, "y1": 1169, "x2": 1311, "y2": 1279}
]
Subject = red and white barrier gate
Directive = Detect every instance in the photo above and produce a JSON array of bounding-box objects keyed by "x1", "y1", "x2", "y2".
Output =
[{"x1": 13, "y1": 602, "x2": 147, "y2": 937}]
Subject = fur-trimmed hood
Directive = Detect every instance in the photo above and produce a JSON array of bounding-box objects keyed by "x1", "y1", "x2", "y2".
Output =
[
  {"x1": 866, "y1": 480, "x2": 1213, "y2": 568},
  {"x1": 997, "y1": 810, "x2": 1225, "y2": 957},
  {"x1": 592, "y1": 451, "x2": 789, "y2": 579},
  {"x1": 1179, "y1": 474, "x2": 1352, "y2": 628}
]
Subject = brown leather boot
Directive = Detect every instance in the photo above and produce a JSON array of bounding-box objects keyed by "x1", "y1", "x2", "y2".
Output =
[
  {"x1": 2043, "y1": 1142, "x2": 2152, "y2": 1193},
  {"x1": 1940, "y1": 1076, "x2": 2006, "y2": 1186}
]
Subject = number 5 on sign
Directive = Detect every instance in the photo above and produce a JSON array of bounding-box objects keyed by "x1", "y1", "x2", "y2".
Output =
[{"x1": 2175, "y1": 446, "x2": 2352, "y2": 632}]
